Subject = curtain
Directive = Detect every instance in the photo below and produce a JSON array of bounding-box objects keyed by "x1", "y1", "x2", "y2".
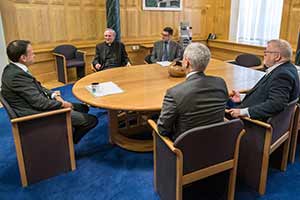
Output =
[{"x1": 236, "y1": 0, "x2": 284, "y2": 45}]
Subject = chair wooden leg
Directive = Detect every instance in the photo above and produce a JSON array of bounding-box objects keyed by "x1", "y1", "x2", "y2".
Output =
[
  {"x1": 289, "y1": 129, "x2": 299, "y2": 163},
  {"x1": 280, "y1": 139, "x2": 291, "y2": 171},
  {"x1": 227, "y1": 168, "x2": 237, "y2": 200}
]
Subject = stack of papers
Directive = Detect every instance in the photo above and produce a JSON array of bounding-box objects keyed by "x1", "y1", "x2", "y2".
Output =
[
  {"x1": 157, "y1": 61, "x2": 172, "y2": 67},
  {"x1": 86, "y1": 81, "x2": 124, "y2": 97}
]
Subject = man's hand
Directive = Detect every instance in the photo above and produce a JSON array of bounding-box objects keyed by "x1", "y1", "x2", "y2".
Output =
[
  {"x1": 95, "y1": 64, "x2": 102, "y2": 70},
  {"x1": 230, "y1": 90, "x2": 241, "y2": 103},
  {"x1": 61, "y1": 101, "x2": 73, "y2": 108},
  {"x1": 226, "y1": 108, "x2": 246, "y2": 118},
  {"x1": 55, "y1": 95, "x2": 64, "y2": 103}
]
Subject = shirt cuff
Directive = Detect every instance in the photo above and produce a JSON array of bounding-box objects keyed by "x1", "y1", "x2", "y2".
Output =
[
  {"x1": 240, "y1": 108, "x2": 250, "y2": 117},
  {"x1": 240, "y1": 93, "x2": 246, "y2": 101},
  {"x1": 51, "y1": 93, "x2": 56, "y2": 99}
]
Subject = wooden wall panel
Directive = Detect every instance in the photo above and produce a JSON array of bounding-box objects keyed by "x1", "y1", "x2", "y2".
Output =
[
  {"x1": 120, "y1": 0, "x2": 216, "y2": 42},
  {"x1": 281, "y1": 0, "x2": 300, "y2": 47},
  {"x1": 49, "y1": 6, "x2": 68, "y2": 43},
  {"x1": 6, "y1": 0, "x2": 300, "y2": 85}
]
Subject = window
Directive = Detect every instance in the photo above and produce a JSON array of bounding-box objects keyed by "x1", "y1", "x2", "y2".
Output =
[{"x1": 229, "y1": 0, "x2": 284, "y2": 45}]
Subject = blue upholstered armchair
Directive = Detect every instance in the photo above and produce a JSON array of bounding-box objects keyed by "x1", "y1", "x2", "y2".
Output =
[{"x1": 53, "y1": 45, "x2": 86, "y2": 83}]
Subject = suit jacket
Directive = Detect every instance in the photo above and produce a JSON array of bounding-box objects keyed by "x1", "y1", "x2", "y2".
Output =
[
  {"x1": 157, "y1": 72, "x2": 229, "y2": 141},
  {"x1": 1, "y1": 63, "x2": 62, "y2": 117},
  {"x1": 240, "y1": 61, "x2": 300, "y2": 121},
  {"x1": 150, "y1": 40, "x2": 182, "y2": 63},
  {"x1": 92, "y1": 41, "x2": 129, "y2": 70}
]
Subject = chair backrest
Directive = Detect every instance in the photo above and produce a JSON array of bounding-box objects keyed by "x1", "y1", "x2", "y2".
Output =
[
  {"x1": 173, "y1": 119, "x2": 244, "y2": 175},
  {"x1": 235, "y1": 53, "x2": 261, "y2": 67},
  {"x1": 144, "y1": 54, "x2": 152, "y2": 64},
  {"x1": 267, "y1": 98, "x2": 298, "y2": 144},
  {"x1": 53, "y1": 45, "x2": 77, "y2": 60},
  {"x1": 0, "y1": 91, "x2": 17, "y2": 119}
]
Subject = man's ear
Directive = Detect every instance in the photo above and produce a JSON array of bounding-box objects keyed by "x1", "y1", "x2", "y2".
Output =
[
  {"x1": 275, "y1": 54, "x2": 282, "y2": 62},
  {"x1": 19, "y1": 54, "x2": 26, "y2": 63}
]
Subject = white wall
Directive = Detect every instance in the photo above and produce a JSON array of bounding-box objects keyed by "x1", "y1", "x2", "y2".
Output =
[{"x1": 0, "y1": 11, "x2": 8, "y2": 87}]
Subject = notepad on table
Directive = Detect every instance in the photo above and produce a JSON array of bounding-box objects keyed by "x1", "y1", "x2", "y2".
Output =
[
  {"x1": 157, "y1": 61, "x2": 172, "y2": 67},
  {"x1": 86, "y1": 81, "x2": 124, "y2": 97}
]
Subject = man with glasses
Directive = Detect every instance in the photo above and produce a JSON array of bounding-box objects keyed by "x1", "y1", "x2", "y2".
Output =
[
  {"x1": 227, "y1": 39, "x2": 300, "y2": 121},
  {"x1": 150, "y1": 27, "x2": 182, "y2": 63},
  {"x1": 92, "y1": 28, "x2": 130, "y2": 71}
]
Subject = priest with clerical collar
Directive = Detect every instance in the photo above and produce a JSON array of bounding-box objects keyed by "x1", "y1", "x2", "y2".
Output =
[{"x1": 92, "y1": 28, "x2": 130, "y2": 71}]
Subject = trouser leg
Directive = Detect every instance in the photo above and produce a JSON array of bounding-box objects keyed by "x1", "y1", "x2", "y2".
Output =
[{"x1": 71, "y1": 103, "x2": 98, "y2": 144}]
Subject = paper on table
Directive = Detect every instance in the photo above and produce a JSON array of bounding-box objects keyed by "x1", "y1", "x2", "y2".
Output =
[
  {"x1": 156, "y1": 61, "x2": 172, "y2": 67},
  {"x1": 86, "y1": 81, "x2": 124, "y2": 97}
]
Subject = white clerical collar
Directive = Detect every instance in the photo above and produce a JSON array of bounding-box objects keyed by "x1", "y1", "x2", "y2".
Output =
[
  {"x1": 265, "y1": 62, "x2": 284, "y2": 75},
  {"x1": 11, "y1": 62, "x2": 29, "y2": 73},
  {"x1": 186, "y1": 71, "x2": 199, "y2": 79}
]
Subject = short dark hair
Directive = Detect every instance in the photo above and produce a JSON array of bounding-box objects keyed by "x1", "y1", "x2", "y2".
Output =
[
  {"x1": 163, "y1": 27, "x2": 173, "y2": 35},
  {"x1": 6, "y1": 40, "x2": 31, "y2": 62}
]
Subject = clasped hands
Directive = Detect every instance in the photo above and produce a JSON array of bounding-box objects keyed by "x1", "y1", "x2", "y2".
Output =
[
  {"x1": 225, "y1": 90, "x2": 246, "y2": 118},
  {"x1": 54, "y1": 91, "x2": 73, "y2": 109},
  {"x1": 94, "y1": 62, "x2": 131, "y2": 70}
]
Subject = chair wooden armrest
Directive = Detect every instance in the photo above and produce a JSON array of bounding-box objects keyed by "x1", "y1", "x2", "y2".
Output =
[
  {"x1": 148, "y1": 119, "x2": 176, "y2": 151},
  {"x1": 241, "y1": 117, "x2": 272, "y2": 129},
  {"x1": 77, "y1": 50, "x2": 86, "y2": 55},
  {"x1": 11, "y1": 108, "x2": 71, "y2": 123},
  {"x1": 225, "y1": 59, "x2": 235, "y2": 63},
  {"x1": 90, "y1": 64, "x2": 97, "y2": 73},
  {"x1": 250, "y1": 64, "x2": 265, "y2": 70},
  {"x1": 52, "y1": 52, "x2": 66, "y2": 59}
]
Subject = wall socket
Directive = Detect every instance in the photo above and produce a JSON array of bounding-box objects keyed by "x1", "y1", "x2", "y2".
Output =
[{"x1": 131, "y1": 45, "x2": 140, "y2": 51}]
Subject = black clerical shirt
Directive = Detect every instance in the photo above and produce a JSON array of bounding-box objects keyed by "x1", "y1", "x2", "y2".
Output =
[{"x1": 92, "y1": 41, "x2": 129, "y2": 71}]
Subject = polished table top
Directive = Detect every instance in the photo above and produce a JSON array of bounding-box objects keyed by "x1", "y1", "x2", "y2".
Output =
[{"x1": 72, "y1": 59, "x2": 264, "y2": 111}]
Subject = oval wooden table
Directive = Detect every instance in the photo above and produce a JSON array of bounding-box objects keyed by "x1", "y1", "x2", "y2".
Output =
[{"x1": 72, "y1": 59, "x2": 264, "y2": 152}]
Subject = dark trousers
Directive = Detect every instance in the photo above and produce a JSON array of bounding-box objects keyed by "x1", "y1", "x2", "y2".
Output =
[
  {"x1": 71, "y1": 103, "x2": 98, "y2": 144},
  {"x1": 76, "y1": 67, "x2": 85, "y2": 79}
]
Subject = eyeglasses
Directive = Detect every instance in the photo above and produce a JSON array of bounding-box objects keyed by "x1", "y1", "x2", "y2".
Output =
[{"x1": 264, "y1": 50, "x2": 280, "y2": 54}]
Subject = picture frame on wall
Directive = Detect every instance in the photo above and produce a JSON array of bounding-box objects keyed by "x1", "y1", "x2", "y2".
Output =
[{"x1": 143, "y1": 0, "x2": 182, "y2": 11}]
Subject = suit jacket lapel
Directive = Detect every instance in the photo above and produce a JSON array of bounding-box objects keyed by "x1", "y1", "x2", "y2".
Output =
[
  {"x1": 244, "y1": 62, "x2": 289, "y2": 98},
  {"x1": 11, "y1": 63, "x2": 49, "y2": 98},
  {"x1": 168, "y1": 41, "x2": 174, "y2": 58},
  {"x1": 159, "y1": 41, "x2": 163, "y2": 60}
]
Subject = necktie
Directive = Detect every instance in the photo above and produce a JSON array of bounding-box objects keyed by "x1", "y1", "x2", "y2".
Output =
[{"x1": 162, "y1": 42, "x2": 168, "y2": 61}]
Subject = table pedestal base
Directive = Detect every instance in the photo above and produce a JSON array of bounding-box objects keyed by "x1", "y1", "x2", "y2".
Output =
[{"x1": 108, "y1": 110, "x2": 158, "y2": 152}]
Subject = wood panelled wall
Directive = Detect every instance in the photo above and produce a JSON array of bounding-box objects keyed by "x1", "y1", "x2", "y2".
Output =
[
  {"x1": 0, "y1": 0, "x2": 230, "y2": 83},
  {"x1": 1, "y1": 0, "x2": 300, "y2": 84},
  {"x1": 0, "y1": 0, "x2": 106, "y2": 83},
  {"x1": 119, "y1": 0, "x2": 230, "y2": 43}
]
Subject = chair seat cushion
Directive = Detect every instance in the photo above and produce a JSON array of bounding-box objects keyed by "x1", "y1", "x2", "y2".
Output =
[{"x1": 66, "y1": 59, "x2": 85, "y2": 68}]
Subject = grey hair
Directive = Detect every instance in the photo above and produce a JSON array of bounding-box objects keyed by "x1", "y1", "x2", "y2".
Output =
[
  {"x1": 268, "y1": 39, "x2": 292, "y2": 60},
  {"x1": 183, "y1": 43, "x2": 211, "y2": 71},
  {"x1": 104, "y1": 28, "x2": 116, "y2": 36}
]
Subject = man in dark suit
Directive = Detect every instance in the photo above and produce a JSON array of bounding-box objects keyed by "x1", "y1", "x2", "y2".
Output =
[
  {"x1": 227, "y1": 39, "x2": 300, "y2": 121},
  {"x1": 150, "y1": 27, "x2": 183, "y2": 63},
  {"x1": 1, "y1": 40, "x2": 98, "y2": 144},
  {"x1": 92, "y1": 28, "x2": 130, "y2": 71},
  {"x1": 157, "y1": 43, "x2": 229, "y2": 141}
]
